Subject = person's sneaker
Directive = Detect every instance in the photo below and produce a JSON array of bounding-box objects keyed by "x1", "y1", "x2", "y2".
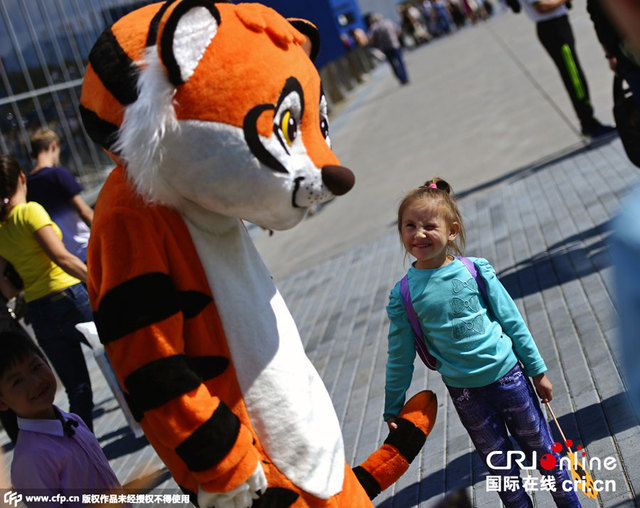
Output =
[{"x1": 581, "y1": 121, "x2": 617, "y2": 139}]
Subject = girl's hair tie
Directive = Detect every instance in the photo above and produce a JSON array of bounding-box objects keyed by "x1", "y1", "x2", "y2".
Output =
[
  {"x1": 428, "y1": 183, "x2": 438, "y2": 189},
  {"x1": 2, "y1": 198, "x2": 8, "y2": 205}
]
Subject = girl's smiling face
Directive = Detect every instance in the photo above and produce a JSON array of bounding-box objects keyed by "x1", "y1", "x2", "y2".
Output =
[{"x1": 401, "y1": 200, "x2": 460, "y2": 269}]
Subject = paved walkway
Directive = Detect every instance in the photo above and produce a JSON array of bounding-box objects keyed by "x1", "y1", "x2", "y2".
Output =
[{"x1": 2, "y1": 4, "x2": 640, "y2": 507}]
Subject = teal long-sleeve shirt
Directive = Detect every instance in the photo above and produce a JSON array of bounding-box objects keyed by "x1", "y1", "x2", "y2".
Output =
[{"x1": 384, "y1": 257, "x2": 547, "y2": 420}]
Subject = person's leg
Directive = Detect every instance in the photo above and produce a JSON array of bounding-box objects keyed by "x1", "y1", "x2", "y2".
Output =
[
  {"x1": 537, "y1": 16, "x2": 596, "y2": 130},
  {"x1": 393, "y1": 47, "x2": 409, "y2": 83},
  {"x1": 495, "y1": 366, "x2": 582, "y2": 507},
  {"x1": 384, "y1": 48, "x2": 402, "y2": 81},
  {"x1": 448, "y1": 382, "x2": 533, "y2": 507},
  {"x1": 27, "y1": 285, "x2": 94, "y2": 430},
  {"x1": 618, "y1": 56, "x2": 640, "y2": 110}
]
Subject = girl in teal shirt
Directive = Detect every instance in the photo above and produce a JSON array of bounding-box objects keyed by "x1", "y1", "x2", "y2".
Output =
[{"x1": 384, "y1": 178, "x2": 580, "y2": 507}]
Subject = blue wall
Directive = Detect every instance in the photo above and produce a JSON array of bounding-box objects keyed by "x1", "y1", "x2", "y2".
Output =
[{"x1": 257, "y1": 0, "x2": 365, "y2": 68}]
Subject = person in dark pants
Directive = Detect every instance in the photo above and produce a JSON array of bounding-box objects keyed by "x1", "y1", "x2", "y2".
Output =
[
  {"x1": 519, "y1": 0, "x2": 616, "y2": 138},
  {"x1": 368, "y1": 13, "x2": 410, "y2": 85},
  {"x1": 587, "y1": 0, "x2": 640, "y2": 109}
]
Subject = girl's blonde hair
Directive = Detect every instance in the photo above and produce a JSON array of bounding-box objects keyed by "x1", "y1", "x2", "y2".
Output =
[{"x1": 397, "y1": 177, "x2": 466, "y2": 257}]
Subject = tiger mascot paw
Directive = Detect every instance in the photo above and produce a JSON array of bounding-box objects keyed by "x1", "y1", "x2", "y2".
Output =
[
  {"x1": 198, "y1": 463, "x2": 267, "y2": 508},
  {"x1": 353, "y1": 390, "x2": 438, "y2": 499}
]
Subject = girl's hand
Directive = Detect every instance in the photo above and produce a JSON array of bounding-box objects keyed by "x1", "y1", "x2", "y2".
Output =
[
  {"x1": 386, "y1": 416, "x2": 399, "y2": 432},
  {"x1": 532, "y1": 373, "x2": 553, "y2": 403}
]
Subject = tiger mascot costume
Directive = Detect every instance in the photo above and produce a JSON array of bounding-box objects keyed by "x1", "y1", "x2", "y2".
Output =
[{"x1": 80, "y1": 1, "x2": 437, "y2": 506}]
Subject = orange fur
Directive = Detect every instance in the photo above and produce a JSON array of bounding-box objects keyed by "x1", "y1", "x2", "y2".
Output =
[{"x1": 82, "y1": 2, "x2": 435, "y2": 505}]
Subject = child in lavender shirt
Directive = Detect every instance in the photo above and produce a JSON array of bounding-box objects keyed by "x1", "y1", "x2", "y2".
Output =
[{"x1": 0, "y1": 332, "x2": 122, "y2": 506}]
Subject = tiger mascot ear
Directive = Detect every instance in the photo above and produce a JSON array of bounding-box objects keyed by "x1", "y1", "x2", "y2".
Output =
[
  {"x1": 287, "y1": 18, "x2": 320, "y2": 61},
  {"x1": 156, "y1": 0, "x2": 221, "y2": 86}
]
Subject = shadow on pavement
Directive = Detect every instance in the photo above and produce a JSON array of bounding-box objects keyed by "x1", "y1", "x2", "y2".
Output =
[
  {"x1": 553, "y1": 392, "x2": 640, "y2": 449},
  {"x1": 456, "y1": 134, "x2": 619, "y2": 203},
  {"x1": 102, "y1": 427, "x2": 149, "y2": 460},
  {"x1": 498, "y1": 221, "x2": 612, "y2": 300}
]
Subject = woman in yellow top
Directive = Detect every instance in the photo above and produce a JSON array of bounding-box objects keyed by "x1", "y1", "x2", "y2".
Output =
[{"x1": 0, "y1": 155, "x2": 94, "y2": 430}]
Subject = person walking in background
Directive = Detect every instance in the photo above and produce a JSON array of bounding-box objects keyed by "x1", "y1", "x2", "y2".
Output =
[
  {"x1": 0, "y1": 155, "x2": 94, "y2": 430},
  {"x1": 587, "y1": 0, "x2": 640, "y2": 108},
  {"x1": 515, "y1": 0, "x2": 615, "y2": 138},
  {"x1": 28, "y1": 128, "x2": 93, "y2": 262},
  {"x1": 368, "y1": 13, "x2": 410, "y2": 85},
  {"x1": 383, "y1": 178, "x2": 581, "y2": 507}
]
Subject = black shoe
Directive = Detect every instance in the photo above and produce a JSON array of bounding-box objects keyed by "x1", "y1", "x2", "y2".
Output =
[
  {"x1": 581, "y1": 121, "x2": 616, "y2": 139},
  {"x1": 505, "y1": 0, "x2": 521, "y2": 13}
]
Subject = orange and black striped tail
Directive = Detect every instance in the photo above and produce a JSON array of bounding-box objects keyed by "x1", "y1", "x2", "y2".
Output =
[{"x1": 352, "y1": 390, "x2": 437, "y2": 500}]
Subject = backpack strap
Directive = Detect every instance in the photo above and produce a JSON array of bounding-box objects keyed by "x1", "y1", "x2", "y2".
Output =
[
  {"x1": 399, "y1": 257, "x2": 489, "y2": 371},
  {"x1": 458, "y1": 257, "x2": 488, "y2": 304},
  {"x1": 400, "y1": 275, "x2": 437, "y2": 370}
]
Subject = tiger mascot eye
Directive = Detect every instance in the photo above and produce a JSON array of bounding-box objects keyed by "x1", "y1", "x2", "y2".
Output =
[{"x1": 80, "y1": 2, "x2": 437, "y2": 507}]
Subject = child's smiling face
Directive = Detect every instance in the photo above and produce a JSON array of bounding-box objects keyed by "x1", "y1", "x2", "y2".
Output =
[
  {"x1": 401, "y1": 200, "x2": 459, "y2": 269},
  {"x1": 0, "y1": 352, "x2": 57, "y2": 420}
]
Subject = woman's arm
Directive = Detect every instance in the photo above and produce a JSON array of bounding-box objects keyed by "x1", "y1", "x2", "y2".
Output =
[
  {"x1": 0, "y1": 256, "x2": 21, "y2": 300},
  {"x1": 34, "y1": 225, "x2": 87, "y2": 283},
  {"x1": 69, "y1": 194, "x2": 94, "y2": 227}
]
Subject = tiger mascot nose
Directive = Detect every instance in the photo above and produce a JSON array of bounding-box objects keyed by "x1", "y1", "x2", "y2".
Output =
[{"x1": 322, "y1": 165, "x2": 355, "y2": 196}]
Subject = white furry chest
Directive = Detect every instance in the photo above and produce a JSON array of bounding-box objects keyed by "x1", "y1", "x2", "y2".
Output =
[{"x1": 184, "y1": 216, "x2": 344, "y2": 498}]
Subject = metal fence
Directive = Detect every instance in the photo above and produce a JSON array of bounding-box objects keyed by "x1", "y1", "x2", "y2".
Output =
[{"x1": 0, "y1": 0, "x2": 152, "y2": 195}]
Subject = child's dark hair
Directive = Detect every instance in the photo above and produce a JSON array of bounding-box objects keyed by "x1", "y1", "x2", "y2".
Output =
[
  {"x1": 397, "y1": 177, "x2": 466, "y2": 256},
  {"x1": 0, "y1": 155, "x2": 22, "y2": 222},
  {"x1": 0, "y1": 332, "x2": 47, "y2": 381}
]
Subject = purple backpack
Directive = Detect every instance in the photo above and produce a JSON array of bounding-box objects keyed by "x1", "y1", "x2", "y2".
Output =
[{"x1": 399, "y1": 257, "x2": 488, "y2": 370}]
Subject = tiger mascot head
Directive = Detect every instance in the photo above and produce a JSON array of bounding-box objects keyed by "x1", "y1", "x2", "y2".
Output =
[{"x1": 80, "y1": 0, "x2": 354, "y2": 230}]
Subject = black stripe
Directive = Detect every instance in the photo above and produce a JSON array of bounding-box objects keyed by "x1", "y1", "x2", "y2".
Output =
[
  {"x1": 352, "y1": 465, "x2": 381, "y2": 500},
  {"x1": 252, "y1": 487, "x2": 299, "y2": 507},
  {"x1": 175, "y1": 403, "x2": 240, "y2": 472},
  {"x1": 122, "y1": 355, "x2": 228, "y2": 421},
  {"x1": 94, "y1": 273, "x2": 180, "y2": 345},
  {"x1": 123, "y1": 391, "x2": 144, "y2": 422},
  {"x1": 179, "y1": 290, "x2": 212, "y2": 319},
  {"x1": 124, "y1": 355, "x2": 202, "y2": 413},
  {"x1": 383, "y1": 418, "x2": 426, "y2": 464},
  {"x1": 146, "y1": 0, "x2": 179, "y2": 47},
  {"x1": 79, "y1": 105, "x2": 119, "y2": 151},
  {"x1": 94, "y1": 274, "x2": 211, "y2": 345},
  {"x1": 189, "y1": 356, "x2": 229, "y2": 382},
  {"x1": 88, "y1": 27, "x2": 139, "y2": 106}
]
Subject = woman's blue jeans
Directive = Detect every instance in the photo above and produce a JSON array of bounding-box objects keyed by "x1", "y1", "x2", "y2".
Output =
[
  {"x1": 447, "y1": 364, "x2": 581, "y2": 507},
  {"x1": 27, "y1": 283, "x2": 94, "y2": 430}
]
